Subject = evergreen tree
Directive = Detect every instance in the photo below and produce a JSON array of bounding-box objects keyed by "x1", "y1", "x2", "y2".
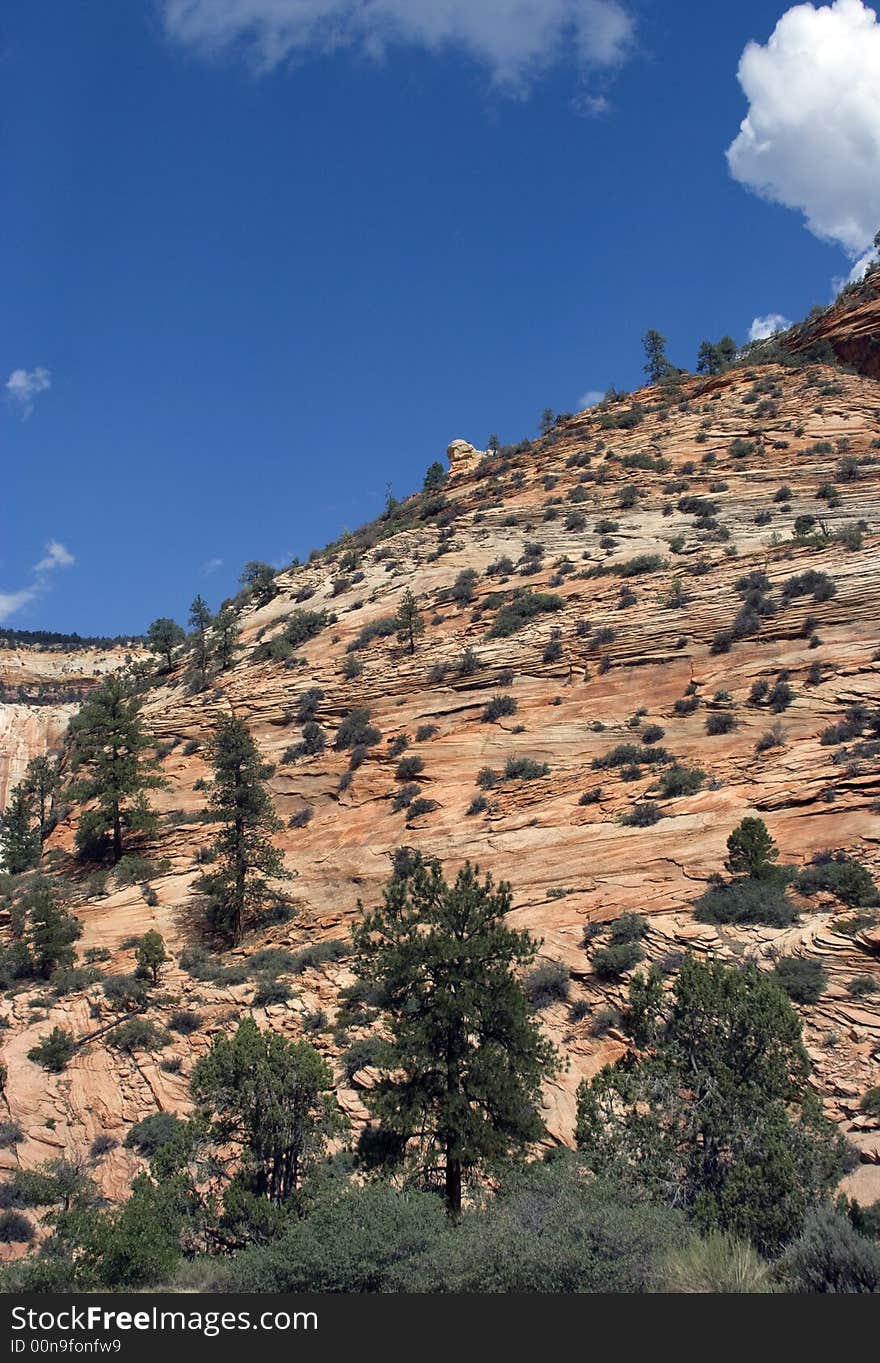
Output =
[
  {"x1": 212, "y1": 607, "x2": 240, "y2": 671},
  {"x1": 487, "y1": 433, "x2": 501, "y2": 454},
  {"x1": 697, "y1": 336, "x2": 738, "y2": 375},
  {"x1": 70, "y1": 675, "x2": 163, "y2": 864},
  {"x1": 197, "y1": 713, "x2": 288, "y2": 945},
  {"x1": 239, "y1": 562, "x2": 277, "y2": 606},
  {"x1": 642, "y1": 329, "x2": 673, "y2": 384},
  {"x1": 351, "y1": 854, "x2": 558, "y2": 1217},
  {"x1": 27, "y1": 883, "x2": 82, "y2": 978},
  {"x1": 190, "y1": 1017, "x2": 345, "y2": 1206},
  {"x1": 23, "y1": 756, "x2": 58, "y2": 842},
  {"x1": 0, "y1": 785, "x2": 40, "y2": 874},
  {"x1": 696, "y1": 340, "x2": 721, "y2": 375},
  {"x1": 146, "y1": 618, "x2": 185, "y2": 672},
  {"x1": 136, "y1": 930, "x2": 167, "y2": 984},
  {"x1": 539, "y1": 408, "x2": 556, "y2": 435},
  {"x1": 576, "y1": 956, "x2": 845, "y2": 1253},
  {"x1": 726, "y1": 816, "x2": 778, "y2": 879},
  {"x1": 188, "y1": 595, "x2": 213, "y2": 678},
  {"x1": 394, "y1": 588, "x2": 424, "y2": 656},
  {"x1": 716, "y1": 335, "x2": 738, "y2": 368},
  {"x1": 422, "y1": 462, "x2": 446, "y2": 493}
]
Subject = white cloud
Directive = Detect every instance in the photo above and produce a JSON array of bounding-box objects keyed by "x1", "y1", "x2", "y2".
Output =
[
  {"x1": 5, "y1": 367, "x2": 51, "y2": 418},
  {"x1": 34, "y1": 541, "x2": 75, "y2": 573},
  {"x1": 727, "y1": 1, "x2": 880, "y2": 259},
  {"x1": 200, "y1": 556, "x2": 224, "y2": 575},
  {"x1": 578, "y1": 388, "x2": 605, "y2": 408},
  {"x1": 748, "y1": 313, "x2": 792, "y2": 342},
  {"x1": 162, "y1": 0, "x2": 635, "y2": 87},
  {"x1": 0, "y1": 541, "x2": 75, "y2": 625}
]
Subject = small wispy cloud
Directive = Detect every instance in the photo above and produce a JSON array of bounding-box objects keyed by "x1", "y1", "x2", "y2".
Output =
[
  {"x1": 578, "y1": 389, "x2": 605, "y2": 409},
  {"x1": 34, "y1": 540, "x2": 75, "y2": 573},
  {"x1": 748, "y1": 314, "x2": 791, "y2": 342},
  {"x1": 200, "y1": 556, "x2": 224, "y2": 576},
  {"x1": 571, "y1": 92, "x2": 611, "y2": 117},
  {"x1": 5, "y1": 367, "x2": 51, "y2": 419},
  {"x1": 0, "y1": 540, "x2": 75, "y2": 625},
  {"x1": 162, "y1": 0, "x2": 636, "y2": 91}
]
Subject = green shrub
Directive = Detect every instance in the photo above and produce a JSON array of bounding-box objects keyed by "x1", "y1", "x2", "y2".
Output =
[
  {"x1": 504, "y1": 757, "x2": 550, "y2": 781},
  {"x1": 124, "y1": 1112, "x2": 184, "y2": 1157},
  {"x1": 482, "y1": 695, "x2": 517, "y2": 722},
  {"x1": 335, "y1": 709, "x2": 381, "y2": 750},
  {"x1": 27, "y1": 1027, "x2": 74, "y2": 1072},
  {"x1": 695, "y1": 878, "x2": 796, "y2": 927},
  {"x1": 252, "y1": 977, "x2": 292, "y2": 1007},
  {"x1": 772, "y1": 956, "x2": 827, "y2": 1004},
  {"x1": 706, "y1": 712, "x2": 736, "y2": 735},
  {"x1": 109, "y1": 1020, "x2": 168, "y2": 1053},
  {"x1": 488, "y1": 592, "x2": 565, "y2": 638},
  {"x1": 168, "y1": 1009, "x2": 202, "y2": 1034},
  {"x1": 592, "y1": 942, "x2": 644, "y2": 978},
  {"x1": 616, "y1": 555, "x2": 666, "y2": 577},
  {"x1": 798, "y1": 855, "x2": 878, "y2": 908},
  {"x1": 0, "y1": 1122, "x2": 24, "y2": 1149},
  {"x1": 395, "y1": 755, "x2": 424, "y2": 782},
  {"x1": 655, "y1": 764, "x2": 704, "y2": 797},
  {"x1": 620, "y1": 802, "x2": 662, "y2": 827},
  {"x1": 0, "y1": 1211, "x2": 33, "y2": 1243},
  {"x1": 289, "y1": 939, "x2": 348, "y2": 974},
  {"x1": 523, "y1": 960, "x2": 570, "y2": 1009},
  {"x1": 610, "y1": 914, "x2": 648, "y2": 944},
  {"x1": 593, "y1": 743, "x2": 670, "y2": 770},
  {"x1": 779, "y1": 1205, "x2": 880, "y2": 1293}
]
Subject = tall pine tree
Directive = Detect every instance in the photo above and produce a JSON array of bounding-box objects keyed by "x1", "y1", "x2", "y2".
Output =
[
  {"x1": 70, "y1": 675, "x2": 163, "y2": 863},
  {"x1": 351, "y1": 853, "x2": 558, "y2": 1217},
  {"x1": 0, "y1": 784, "x2": 40, "y2": 874},
  {"x1": 23, "y1": 755, "x2": 58, "y2": 842},
  {"x1": 197, "y1": 713, "x2": 288, "y2": 945},
  {"x1": 188, "y1": 595, "x2": 213, "y2": 680}
]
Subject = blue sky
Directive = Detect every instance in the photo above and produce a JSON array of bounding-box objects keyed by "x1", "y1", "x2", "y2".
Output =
[{"x1": 3, "y1": 1, "x2": 880, "y2": 636}]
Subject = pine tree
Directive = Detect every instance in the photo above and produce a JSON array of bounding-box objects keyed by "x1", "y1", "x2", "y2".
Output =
[
  {"x1": 642, "y1": 329, "x2": 673, "y2": 384},
  {"x1": 0, "y1": 784, "x2": 40, "y2": 874},
  {"x1": 190, "y1": 1017, "x2": 345, "y2": 1206},
  {"x1": 70, "y1": 675, "x2": 164, "y2": 864},
  {"x1": 696, "y1": 340, "x2": 721, "y2": 375},
  {"x1": 539, "y1": 408, "x2": 556, "y2": 435},
  {"x1": 23, "y1": 756, "x2": 58, "y2": 842},
  {"x1": 351, "y1": 854, "x2": 558, "y2": 1217},
  {"x1": 212, "y1": 607, "x2": 240, "y2": 671},
  {"x1": 422, "y1": 462, "x2": 446, "y2": 493},
  {"x1": 26, "y1": 883, "x2": 82, "y2": 978},
  {"x1": 146, "y1": 618, "x2": 185, "y2": 672},
  {"x1": 394, "y1": 588, "x2": 424, "y2": 656},
  {"x1": 188, "y1": 596, "x2": 213, "y2": 679},
  {"x1": 576, "y1": 956, "x2": 845, "y2": 1253},
  {"x1": 136, "y1": 930, "x2": 167, "y2": 984},
  {"x1": 197, "y1": 713, "x2": 289, "y2": 945},
  {"x1": 239, "y1": 562, "x2": 277, "y2": 606},
  {"x1": 726, "y1": 816, "x2": 778, "y2": 879}
]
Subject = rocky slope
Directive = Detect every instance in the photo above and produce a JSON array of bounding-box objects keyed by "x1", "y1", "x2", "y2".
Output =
[
  {"x1": 3, "y1": 345, "x2": 880, "y2": 1216},
  {"x1": 0, "y1": 643, "x2": 141, "y2": 810}
]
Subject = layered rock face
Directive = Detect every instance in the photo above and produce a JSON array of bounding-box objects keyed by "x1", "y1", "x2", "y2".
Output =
[
  {"x1": 0, "y1": 646, "x2": 138, "y2": 809},
  {"x1": 3, "y1": 356, "x2": 880, "y2": 1209},
  {"x1": 786, "y1": 268, "x2": 880, "y2": 380}
]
